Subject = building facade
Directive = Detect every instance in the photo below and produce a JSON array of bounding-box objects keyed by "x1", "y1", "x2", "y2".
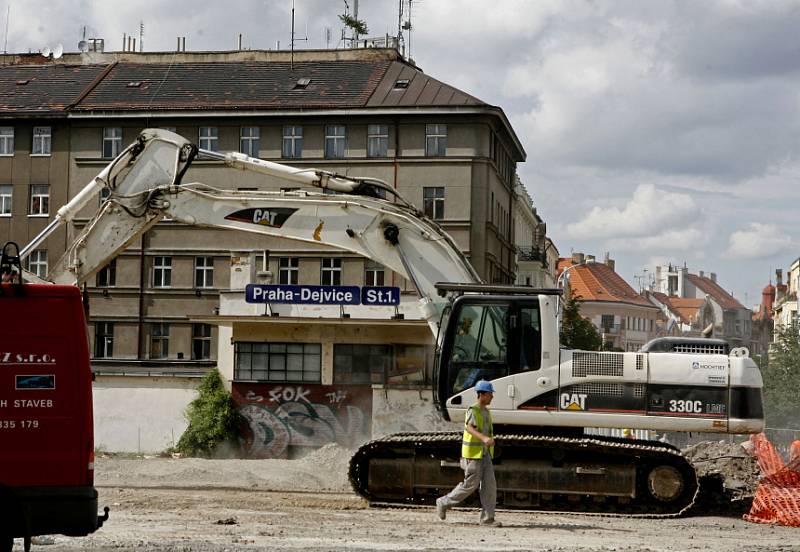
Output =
[
  {"x1": 558, "y1": 253, "x2": 659, "y2": 351},
  {"x1": 513, "y1": 177, "x2": 557, "y2": 288},
  {"x1": 0, "y1": 47, "x2": 529, "y2": 453},
  {"x1": 651, "y1": 263, "x2": 752, "y2": 347}
]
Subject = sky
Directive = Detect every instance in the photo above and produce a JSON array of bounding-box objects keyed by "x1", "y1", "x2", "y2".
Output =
[{"x1": 5, "y1": 0, "x2": 800, "y2": 307}]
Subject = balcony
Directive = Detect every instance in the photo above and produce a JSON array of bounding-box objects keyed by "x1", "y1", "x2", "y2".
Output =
[{"x1": 517, "y1": 245, "x2": 547, "y2": 267}]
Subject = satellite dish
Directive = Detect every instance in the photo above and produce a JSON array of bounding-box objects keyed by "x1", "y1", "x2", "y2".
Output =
[
  {"x1": 78, "y1": 40, "x2": 88, "y2": 52},
  {"x1": 42, "y1": 46, "x2": 51, "y2": 58},
  {"x1": 53, "y1": 44, "x2": 63, "y2": 59}
]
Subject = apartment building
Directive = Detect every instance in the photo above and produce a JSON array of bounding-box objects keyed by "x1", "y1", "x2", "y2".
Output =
[
  {"x1": 558, "y1": 253, "x2": 659, "y2": 351},
  {"x1": 0, "y1": 47, "x2": 527, "y2": 453},
  {"x1": 650, "y1": 263, "x2": 752, "y2": 347}
]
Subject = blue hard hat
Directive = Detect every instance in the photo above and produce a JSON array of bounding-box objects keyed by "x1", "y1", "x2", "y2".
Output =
[{"x1": 475, "y1": 380, "x2": 495, "y2": 393}]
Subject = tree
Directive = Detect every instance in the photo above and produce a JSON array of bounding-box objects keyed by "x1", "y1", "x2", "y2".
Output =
[
  {"x1": 560, "y1": 292, "x2": 602, "y2": 351},
  {"x1": 175, "y1": 370, "x2": 242, "y2": 457},
  {"x1": 339, "y1": 13, "x2": 368, "y2": 37},
  {"x1": 757, "y1": 322, "x2": 800, "y2": 429}
]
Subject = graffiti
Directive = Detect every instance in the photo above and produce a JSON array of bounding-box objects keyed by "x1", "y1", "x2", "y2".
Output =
[
  {"x1": 267, "y1": 385, "x2": 311, "y2": 403},
  {"x1": 325, "y1": 389, "x2": 348, "y2": 407},
  {"x1": 234, "y1": 384, "x2": 371, "y2": 459}
]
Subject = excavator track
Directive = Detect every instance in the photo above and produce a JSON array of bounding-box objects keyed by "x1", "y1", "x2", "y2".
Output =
[{"x1": 349, "y1": 432, "x2": 699, "y2": 518}]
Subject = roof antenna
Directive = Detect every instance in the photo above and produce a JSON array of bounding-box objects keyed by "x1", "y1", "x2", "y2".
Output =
[
  {"x1": 3, "y1": 4, "x2": 10, "y2": 55},
  {"x1": 289, "y1": 0, "x2": 308, "y2": 71}
]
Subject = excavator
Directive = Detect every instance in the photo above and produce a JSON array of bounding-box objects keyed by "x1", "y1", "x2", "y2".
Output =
[{"x1": 9, "y1": 129, "x2": 764, "y2": 520}]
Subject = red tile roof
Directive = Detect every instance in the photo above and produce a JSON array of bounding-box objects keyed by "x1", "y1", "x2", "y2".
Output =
[
  {"x1": 686, "y1": 274, "x2": 745, "y2": 310},
  {"x1": 561, "y1": 261, "x2": 653, "y2": 307}
]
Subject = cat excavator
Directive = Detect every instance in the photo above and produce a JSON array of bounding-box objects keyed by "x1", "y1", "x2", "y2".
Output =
[{"x1": 11, "y1": 129, "x2": 764, "y2": 518}]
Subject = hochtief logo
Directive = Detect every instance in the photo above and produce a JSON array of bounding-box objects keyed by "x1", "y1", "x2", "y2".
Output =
[{"x1": 225, "y1": 208, "x2": 298, "y2": 228}]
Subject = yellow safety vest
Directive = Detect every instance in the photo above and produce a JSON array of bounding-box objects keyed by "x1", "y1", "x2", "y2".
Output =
[{"x1": 461, "y1": 404, "x2": 494, "y2": 459}]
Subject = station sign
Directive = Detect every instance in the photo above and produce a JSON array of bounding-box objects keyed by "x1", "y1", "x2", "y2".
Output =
[{"x1": 245, "y1": 285, "x2": 401, "y2": 306}]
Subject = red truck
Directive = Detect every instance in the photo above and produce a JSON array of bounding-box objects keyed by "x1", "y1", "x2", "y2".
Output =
[{"x1": 0, "y1": 260, "x2": 108, "y2": 551}]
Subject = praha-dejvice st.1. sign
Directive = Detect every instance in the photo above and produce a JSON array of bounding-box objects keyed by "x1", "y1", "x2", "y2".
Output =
[{"x1": 245, "y1": 284, "x2": 401, "y2": 306}]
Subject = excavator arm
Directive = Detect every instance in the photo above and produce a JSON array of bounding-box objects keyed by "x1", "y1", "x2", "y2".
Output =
[{"x1": 26, "y1": 129, "x2": 481, "y2": 329}]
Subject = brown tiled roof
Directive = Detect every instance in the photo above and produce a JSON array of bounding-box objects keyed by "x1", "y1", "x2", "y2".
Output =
[
  {"x1": 686, "y1": 274, "x2": 745, "y2": 310},
  {"x1": 564, "y1": 261, "x2": 653, "y2": 307},
  {"x1": 69, "y1": 59, "x2": 487, "y2": 112},
  {"x1": 73, "y1": 60, "x2": 391, "y2": 111},
  {"x1": 0, "y1": 64, "x2": 107, "y2": 115},
  {"x1": 366, "y1": 61, "x2": 484, "y2": 107}
]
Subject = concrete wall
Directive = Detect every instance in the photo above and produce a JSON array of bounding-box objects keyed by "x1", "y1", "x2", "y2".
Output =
[{"x1": 93, "y1": 375, "x2": 200, "y2": 453}]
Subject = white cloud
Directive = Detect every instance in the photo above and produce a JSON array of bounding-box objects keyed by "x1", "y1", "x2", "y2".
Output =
[
  {"x1": 609, "y1": 227, "x2": 708, "y2": 252},
  {"x1": 726, "y1": 223, "x2": 793, "y2": 259},
  {"x1": 566, "y1": 184, "x2": 698, "y2": 240}
]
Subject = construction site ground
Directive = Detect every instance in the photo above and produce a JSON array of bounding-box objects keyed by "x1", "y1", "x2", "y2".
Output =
[{"x1": 12, "y1": 443, "x2": 800, "y2": 552}]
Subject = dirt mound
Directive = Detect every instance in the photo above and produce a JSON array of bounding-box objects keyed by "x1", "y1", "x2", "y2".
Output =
[
  {"x1": 683, "y1": 440, "x2": 761, "y2": 514},
  {"x1": 95, "y1": 443, "x2": 356, "y2": 493}
]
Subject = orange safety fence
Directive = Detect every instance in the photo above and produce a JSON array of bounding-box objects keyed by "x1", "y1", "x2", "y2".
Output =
[{"x1": 741, "y1": 433, "x2": 800, "y2": 527}]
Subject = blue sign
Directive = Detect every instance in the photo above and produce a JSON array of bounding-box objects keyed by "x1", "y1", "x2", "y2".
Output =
[
  {"x1": 246, "y1": 284, "x2": 401, "y2": 306},
  {"x1": 361, "y1": 286, "x2": 401, "y2": 306},
  {"x1": 246, "y1": 285, "x2": 360, "y2": 305}
]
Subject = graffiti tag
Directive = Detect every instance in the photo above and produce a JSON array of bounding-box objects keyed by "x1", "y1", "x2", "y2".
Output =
[
  {"x1": 325, "y1": 390, "x2": 348, "y2": 407},
  {"x1": 267, "y1": 386, "x2": 311, "y2": 403}
]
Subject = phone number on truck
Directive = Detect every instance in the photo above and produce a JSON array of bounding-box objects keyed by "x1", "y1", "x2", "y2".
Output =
[{"x1": 0, "y1": 420, "x2": 39, "y2": 429}]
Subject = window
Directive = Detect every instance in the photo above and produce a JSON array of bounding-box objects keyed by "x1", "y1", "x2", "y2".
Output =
[
  {"x1": 0, "y1": 127, "x2": 13, "y2": 155},
  {"x1": 282, "y1": 125, "x2": 303, "y2": 158},
  {"x1": 192, "y1": 324, "x2": 212, "y2": 360},
  {"x1": 29, "y1": 184, "x2": 49, "y2": 216},
  {"x1": 95, "y1": 322, "x2": 114, "y2": 358},
  {"x1": 279, "y1": 257, "x2": 299, "y2": 285},
  {"x1": 150, "y1": 323, "x2": 169, "y2": 359},
  {"x1": 334, "y1": 344, "x2": 393, "y2": 384},
  {"x1": 365, "y1": 260, "x2": 385, "y2": 286},
  {"x1": 96, "y1": 258, "x2": 117, "y2": 287},
  {"x1": 102, "y1": 127, "x2": 122, "y2": 158},
  {"x1": 234, "y1": 342, "x2": 321, "y2": 382},
  {"x1": 194, "y1": 256, "x2": 214, "y2": 288},
  {"x1": 199, "y1": 127, "x2": 218, "y2": 152},
  {"x1": 0, "y1": 185, "x2": 11, "y2": 215},
  {"x1": 32, "y1": 126, "x2": 51, "y2": 155},
  {"x1": 423, "y1": 187, "x2": 444, "y2": 220},
  {"x1": 601, "y1": 314, "x2": 615, "y2": 332},
  {"x1": 153, "y1": 256, "x2": 172, "y2": 287},
  {"x1": 321, "y1": 258, "x2": 342, "y2": 286},
  {"x1": 367, "y1": 124, "x2": 388, "y2": 158},
  {"x1": 240, "y1": 126, "x2": 260, "y2": 157},
  {"x1": 425, "y1": 124, "x2": 447, "y2": 156},
  {"x1": 448, "y1": 303, "x2": 510, "y2": 395},
  {"x1": 325, "y1": 125, "x2": 346, "y2": 159},
  {"x1": 25, "y1": 249, "x2": 47, "y2": 279}
]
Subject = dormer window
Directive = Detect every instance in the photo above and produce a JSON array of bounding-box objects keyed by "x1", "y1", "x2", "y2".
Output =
[{"x1": 293, "y1": 77, "x2": 311, "y2": 90}]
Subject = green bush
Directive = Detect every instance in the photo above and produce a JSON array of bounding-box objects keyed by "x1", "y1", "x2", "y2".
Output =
[{"x1": 175, "y1": 370, "x2": 242, "y2": 457}]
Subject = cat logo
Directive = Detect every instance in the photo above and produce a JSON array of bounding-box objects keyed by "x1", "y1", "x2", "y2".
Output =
[
  {"x1": 224, "y1": 207, "x2": 298, "y2": 228},
  {"x1": 560, "y1": 392, "x2": 588, "y2": 411}
]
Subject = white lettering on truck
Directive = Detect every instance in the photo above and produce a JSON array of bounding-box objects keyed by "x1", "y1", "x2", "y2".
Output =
[
  {"x1": 13, "y1": 399, "x2": 53, "y2": 408},
  {"x1": 0, "y1": 352, "x2": 56, "y2": 364}
]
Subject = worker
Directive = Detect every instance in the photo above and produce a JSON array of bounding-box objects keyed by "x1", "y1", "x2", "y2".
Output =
[{"x1": 435, "y1": 379, "x2": 501, "y2": 526}]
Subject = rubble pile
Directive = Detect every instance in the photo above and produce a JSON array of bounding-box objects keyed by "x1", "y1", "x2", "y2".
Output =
[{"x1": 683, "y1": 440, "x2": 761, "y2": 514}]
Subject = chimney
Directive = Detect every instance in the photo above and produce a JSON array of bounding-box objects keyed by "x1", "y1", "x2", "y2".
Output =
[
  {"x1": 586, "y1": 254, "x2": 596, "y2": 263},
  {"x1": 776, "y1": 269, "x2": 783, "y2": 286},
  {"x1": 699, "y1": 270, "x2": 704, "y2": 278},
  {"x1": 604, "y1": 254, "x2": 615, "y2": 271},
  {"x1": 571, "y1": 252, "x2": 585, "y2": 265},
  {"x1": 710, "y1": 272, "x2": 717, "y2": 283}
]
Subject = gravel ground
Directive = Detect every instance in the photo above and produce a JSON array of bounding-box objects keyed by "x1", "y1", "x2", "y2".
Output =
[{"x1": 8, "y1": 444, "x2": 800, "y2": 552}]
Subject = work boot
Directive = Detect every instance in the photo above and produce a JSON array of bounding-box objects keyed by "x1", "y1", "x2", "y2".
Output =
[
  {"x1": 479, "y1": 518, "x2": 502, "y2": 527},
  {"x1": 435, "y1": 497, "x2": 447, "y2": 520}
]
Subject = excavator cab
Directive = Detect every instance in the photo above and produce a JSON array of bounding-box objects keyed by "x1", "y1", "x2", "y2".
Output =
[{"x1": 435, "y1": 287, "x2": 557, "y2": 421}]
